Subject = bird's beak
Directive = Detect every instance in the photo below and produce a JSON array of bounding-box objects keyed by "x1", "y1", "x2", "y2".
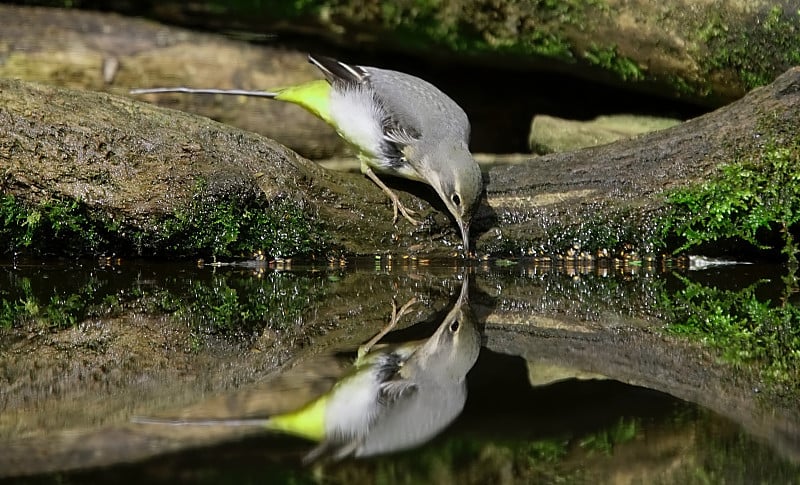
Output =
[{"x1": 458, "y1": 218, "x2": 471, "y2": 257}]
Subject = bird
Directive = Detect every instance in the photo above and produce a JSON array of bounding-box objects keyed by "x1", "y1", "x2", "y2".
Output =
[
  {"x1": 132, "y1": 274, "x2": 480, "y2": 463},
  {"x1": 130, "y1": 55, "x2": 484, "y2": 254}
]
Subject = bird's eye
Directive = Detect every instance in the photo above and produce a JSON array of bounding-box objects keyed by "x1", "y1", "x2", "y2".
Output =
[
  {"x1": 450, "y1": 320, "x2": 460, "y2": 332},
  {"x1": 451, "y1": 194, "x2": 461, "y2": 206}
]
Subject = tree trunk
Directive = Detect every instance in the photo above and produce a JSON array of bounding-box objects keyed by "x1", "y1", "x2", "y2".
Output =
[{"x1": 483, "y1": 65, "x2": 800, "y2": 257}]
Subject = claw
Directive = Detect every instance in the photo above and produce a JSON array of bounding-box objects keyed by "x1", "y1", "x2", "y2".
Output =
[
  {"x1": 392, "y1": 198, "x2": 420, "y2": 226},
  {"x1": 364, "y1": 168, "x2": 421, "y2": 226},
  {"x1": 358, "y1": 297, "x2": 419, "y2": 358}
]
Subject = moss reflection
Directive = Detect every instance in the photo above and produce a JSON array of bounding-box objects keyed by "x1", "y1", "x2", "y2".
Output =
[
  {"x1": 0, "y1": 264, "x2": 327, "y2": 344},
  {"x1": 663, "y1": 275, "x2": 800, "y2": 396}
]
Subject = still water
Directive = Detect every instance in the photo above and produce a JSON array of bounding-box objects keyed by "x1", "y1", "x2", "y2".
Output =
[{"x1": 0, "y1": 257, "x2": 798, "y2": 484}]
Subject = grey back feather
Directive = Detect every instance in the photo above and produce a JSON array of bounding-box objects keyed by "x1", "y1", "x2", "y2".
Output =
[{"x1": 364, "y1": 67, "x2": 471, "y2": 143}]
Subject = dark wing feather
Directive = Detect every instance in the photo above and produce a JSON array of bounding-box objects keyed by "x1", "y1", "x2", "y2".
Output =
[
  {"x1": 380, "y1": 121, "x2": 420, "y2": 170},
  {"x1": 308, "y1": 55, "x2": 370, "y2": 86}
]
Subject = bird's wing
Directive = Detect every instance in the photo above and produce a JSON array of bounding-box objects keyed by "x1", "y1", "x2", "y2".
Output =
[
  {"x1": 301, "y1": 349, "x2": 416, "y2": 463},
  {"x1": 378, "y1": 379, "x2": 418, "y2": 405},
  {"x1": 382, "y1": 121, "x2": 420, "y2": 147},
  {"x1": 372, "y1": 75, "x2": 422, "y2": 151},
  {"x1": 310, "y1": 55, "x2": 422, "y2": 166},
  {"x1": 366, "y1": 64, "x2": 472, "y2": 152},
  {"x1": 302, "y1": 378, "x2": 417, "y2": 463},
  {"x1": 378, "y1": 108, "x2": 423, "y2": 174}
]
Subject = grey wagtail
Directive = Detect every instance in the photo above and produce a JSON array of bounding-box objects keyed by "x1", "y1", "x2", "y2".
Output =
[
  {"x1": 132, "y1": 275, "x2": 479, "y2": 462},
  {"x1": 131, "y1": 55, "x2": 484, "y2": 254}
]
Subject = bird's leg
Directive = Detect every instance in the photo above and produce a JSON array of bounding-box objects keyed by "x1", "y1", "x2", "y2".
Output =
[
  {"x1": 363, "y1": 168, "x2": 420, "y2": 226},
  {"x1": 358, "y1": 297, "x2": 418, "y2": 358}
]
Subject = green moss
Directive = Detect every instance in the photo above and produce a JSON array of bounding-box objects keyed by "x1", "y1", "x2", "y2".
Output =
[
  {"x1": 0, "y1": 194, "x2": 116, "y2": 256},
  {"x1": 701, "y1": 5, "x2": 800, "y2": 90},
  {"x1": 663, "y1": 276, "x2": 800, "y2": 397},
  {"x1": 153, "y1": 180, "x2": 330, "y2": 259},
  {"x1": 583, "y1": 45, "x2": 646, "y2": 82},
  {"x1": 663, "y1": 140, "x2": 800, "y2": 264},
  {"x1": 0, "y1": 180, "x2": 332, "y2": 259},
  {"x1": 1, "y1": 263, "x2": 327, "y2": 337}
]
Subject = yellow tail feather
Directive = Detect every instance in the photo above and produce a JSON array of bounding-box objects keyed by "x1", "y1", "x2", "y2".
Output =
[{"x1": 274, "y1": 80, "x2": 333, "y2": 125}]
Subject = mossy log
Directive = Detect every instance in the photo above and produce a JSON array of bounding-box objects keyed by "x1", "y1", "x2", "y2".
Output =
[
  {"x1": 32, "y1": 0, "x2": 800, "y2": 106},
  {"x1": 485, "y1": 65, "x2": 800, "y2": 258},
  {"x1": 2, "y1": 64, "x2": 799, "y2": 259}
]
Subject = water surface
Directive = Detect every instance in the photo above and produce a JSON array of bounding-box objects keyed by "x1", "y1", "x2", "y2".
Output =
[{"x1": 1, "y1": 257, "x2": 798, "y2": 483}]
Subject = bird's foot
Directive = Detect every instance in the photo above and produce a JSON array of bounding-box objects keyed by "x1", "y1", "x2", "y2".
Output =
[
  {"x1": 364, "y1": 168, "x2": 421, "y2": 226},
  {"x1": 391, "y1": 197, "x2": 420, "y2": 226},
  {"x1": 358, "y1": 297, "x2": 418, "y2": 358}
]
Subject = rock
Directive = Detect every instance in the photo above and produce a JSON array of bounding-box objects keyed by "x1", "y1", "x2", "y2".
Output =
[{"x1": 529, "y1": 114, "x2": 681, "y2": 154}]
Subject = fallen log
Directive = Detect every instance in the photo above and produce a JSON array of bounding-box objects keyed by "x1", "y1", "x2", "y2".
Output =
[{"x1": 1, "y1": 64, "x2": 798, "y2": 258}]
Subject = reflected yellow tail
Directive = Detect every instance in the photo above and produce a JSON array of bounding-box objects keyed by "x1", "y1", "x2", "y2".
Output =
[{"x1": 265, "y1": 394, "x2": 327, "y2": 442}]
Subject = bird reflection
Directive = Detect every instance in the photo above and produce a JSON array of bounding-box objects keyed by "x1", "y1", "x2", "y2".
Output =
[{"x1": 133, "y1": 274, "x2": 481, "y2": 463}]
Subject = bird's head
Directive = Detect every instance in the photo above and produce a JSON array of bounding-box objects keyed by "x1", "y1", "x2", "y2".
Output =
[
  {"x1": 421, "y1": 142, "x2": 483, "y2": 255},
  {"x1": 415, "y1": 275, "x2": 480, "y2": 380}
]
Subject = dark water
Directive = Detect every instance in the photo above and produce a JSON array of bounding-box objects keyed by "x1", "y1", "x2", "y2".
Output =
[{"x1": 1, "y1": 257, "x2": 799, "y2": 484}]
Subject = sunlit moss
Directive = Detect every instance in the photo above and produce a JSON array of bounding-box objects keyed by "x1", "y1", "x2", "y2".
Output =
[
  {"x1": 0, "y1": 194, "x2": 116, "y2": 256},
  {"x1": 154, "y1": 180, "x2": 331, "y2": 259},
  {"x1": 663, "y1": 140, "x2": 800, "y2": 265}
]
